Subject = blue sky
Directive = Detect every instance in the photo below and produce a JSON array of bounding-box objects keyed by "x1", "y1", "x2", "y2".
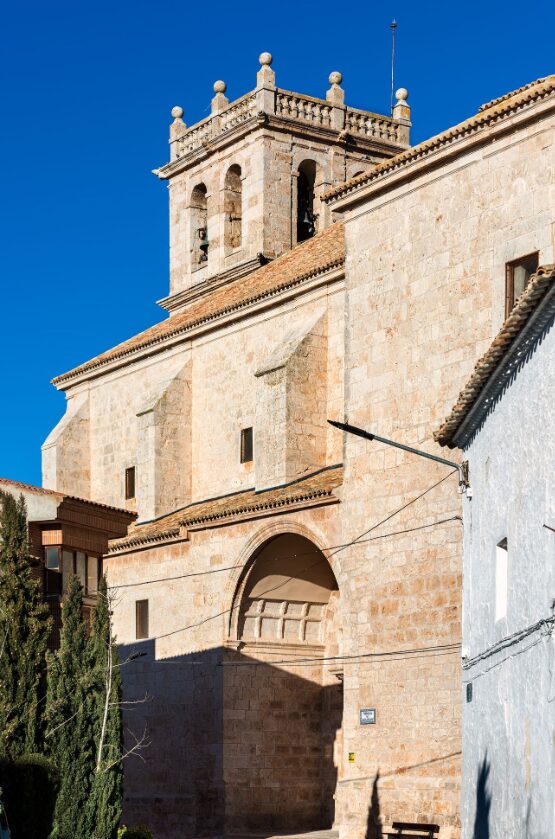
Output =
[{"x1": 1, "y1": 0, "x2": 553, "y2": 486}]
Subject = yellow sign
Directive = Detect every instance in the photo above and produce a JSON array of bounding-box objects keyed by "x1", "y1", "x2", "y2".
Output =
[{"x1": 348, "y1": 752, "x2": 355, "y2": 763}]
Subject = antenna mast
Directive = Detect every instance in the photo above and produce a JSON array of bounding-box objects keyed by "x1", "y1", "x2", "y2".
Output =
[{"x1": 390, "y1": 19, "x2": 397, "y2": 115}]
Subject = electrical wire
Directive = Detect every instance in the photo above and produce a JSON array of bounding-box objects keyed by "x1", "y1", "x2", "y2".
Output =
[
  {"x1": 108, "y1": 514, "x2": 461, "y2": 590},
  {"x1": 216, "y1": 642, "x2": 461, "y2": 668},
  {"x1": 142, "y1": 469, "x2": 458, "y2": 642},
  {"x1": 462, "y1": 616, "x2": 554, "y2": 670},
  {"x1": 154, "y1": 644, "x2": 461, "y2": 669}
]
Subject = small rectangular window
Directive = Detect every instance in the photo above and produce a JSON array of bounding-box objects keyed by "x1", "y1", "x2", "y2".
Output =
[
  {"x1": 125, "y1": 466, "x2": 136, "y2": 500},
  {"x1": 495, "y1": 538, "x2": 508, "y2": 622},
  {"x1": 505, "y1": 253, "x2": 539, "y2": 316},
  {"x1": 240, "y1": 427, "x2": 253, "y2": 463},
  {"x1": 136, "y1": 599, "x2": 149, "y2": 639}
]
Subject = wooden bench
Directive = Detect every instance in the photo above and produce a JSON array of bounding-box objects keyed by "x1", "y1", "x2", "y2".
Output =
[{"x1": 382, "y1": 823, "x2": 440, "y2": 838}]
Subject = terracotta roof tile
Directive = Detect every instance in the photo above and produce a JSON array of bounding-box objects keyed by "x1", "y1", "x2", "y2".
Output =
[
  {"x1": 324, "y1": 75, "x2": 555, "y2": 203},
  {"x1": 109, "y1": 464, "x2": 343, "y2": 552},
  {"x1": 435, "y1": 265, "x2": 555, "y2": 448},
  {"x1": 0, "y1": 477, "x2": 136, "y2": 518},
  {"x1": 53, "y1": 223, "x2": 345, "y2": 385}
]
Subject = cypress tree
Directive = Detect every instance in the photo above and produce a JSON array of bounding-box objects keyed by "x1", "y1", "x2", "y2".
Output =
[
  {"x1": 0, "y1": 491, "x2": 51, "y2": 757},
  {"x1": 46, "y1": 574, "x2": 94, "y2": 839},
  {"x1": 85, "y1": 576, "x2": 124, "y2": 839}
]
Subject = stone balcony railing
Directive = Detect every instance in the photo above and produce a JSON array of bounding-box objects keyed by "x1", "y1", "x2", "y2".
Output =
[{"x1": 167, "y1": 53, "x2": 411, "y2": 164}]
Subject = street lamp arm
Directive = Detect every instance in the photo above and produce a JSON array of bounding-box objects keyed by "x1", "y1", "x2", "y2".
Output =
[{"x1": 327, "y1": 419, "x2": 470, "y2": 493}]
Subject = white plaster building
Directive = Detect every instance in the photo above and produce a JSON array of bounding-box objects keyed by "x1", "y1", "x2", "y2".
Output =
[{"x1": 436, "y1": 266, "x2": 555, "y2": 839}]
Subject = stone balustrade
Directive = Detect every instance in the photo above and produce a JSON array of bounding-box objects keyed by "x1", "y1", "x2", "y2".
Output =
[
  {"x1": 275, "y1": 91, "x2": 333, "y2": 128},
  {"x1": 345, "y1": 107, "x2": 402, "y2": 143},
  {"x1": 218, "y1": 91, "x2": 258, "y2": 133},
  {"x1": 169, "y1": 53, "x2": 410, "y2": 162}
]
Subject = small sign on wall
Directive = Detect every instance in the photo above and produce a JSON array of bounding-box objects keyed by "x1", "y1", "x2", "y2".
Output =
[
  {"x1": 360, "y1": 708, "x2": 376, "y2": 725},
  {"x1": 348, "y1": 752, "x2": 355, "y2": 763}
]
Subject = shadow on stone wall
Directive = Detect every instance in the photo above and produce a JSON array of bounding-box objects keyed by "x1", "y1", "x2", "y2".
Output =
[
  {"x1": 364, "y1": 771, "x2": 381, "y2": 839},
  {"x1": 118, "y1": 639, "x2": 342, "y2": 839},
  {"x1": 472, "y1": 755, "x2": 491, "y2": 839}
]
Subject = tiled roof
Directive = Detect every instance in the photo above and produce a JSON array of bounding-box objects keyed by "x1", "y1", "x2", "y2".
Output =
[
  {"x1": 0, "y1": 477, "x2": 136, "y2": 517},
  {"x1": 108, "y1": 464, "x2": 343, "y2": 552},
  {"x1": 0, "y1": 478, "x2": 64, "y2": 499},
  {"x1": 435, "y1": 265, "x2": 555, "y2": 449},
  {"x1": 53, "y1": 223, "x2": 345, "y2": 385},
  {"x1": 324, "y1": 75, "x2": 555, "y2": 203}
]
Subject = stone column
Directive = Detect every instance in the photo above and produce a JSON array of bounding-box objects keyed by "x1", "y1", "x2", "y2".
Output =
[
  {"x1": 169, "y1": 106, "x2": 187, "y2": 162},
  {"x1": 392, "y1": 87, "x2": 411, "y2": 145},
  {"x1": 326, "y1": 71, "x2": 346, "y2": 131},
  {"x1": 255, "y1": 51, "x2": 276, "y2": 115}
]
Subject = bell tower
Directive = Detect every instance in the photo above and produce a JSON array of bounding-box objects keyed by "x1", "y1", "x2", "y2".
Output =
[{"x1": 154, "y1": 53, "x2": 411, "y2": 315}]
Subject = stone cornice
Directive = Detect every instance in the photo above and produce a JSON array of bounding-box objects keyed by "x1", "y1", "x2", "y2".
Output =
[
  {"x1": 157, "y1": 254, "x2": 271, "y2": 313},
  {"x1": 107, "y1": 465, "x2": 342, "y2": 556}
]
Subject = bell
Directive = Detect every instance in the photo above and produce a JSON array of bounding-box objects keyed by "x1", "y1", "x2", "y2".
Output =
[{"x1": 198, "y1": 227, "x2": 209, "y2": 262}]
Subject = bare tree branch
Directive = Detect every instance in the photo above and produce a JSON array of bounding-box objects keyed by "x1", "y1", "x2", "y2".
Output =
[{"x1": 100, "y1": 725, "x2": 151, "y2": 774}]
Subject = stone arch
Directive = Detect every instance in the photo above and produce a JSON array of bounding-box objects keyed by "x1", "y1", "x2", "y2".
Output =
[
  {"x1": 223, "y1": 164, "x2": 242, "y2": 250},
  {"x1": 223, "y1": 526, "x2": 344, "y2": 835},
  {"x1": 225, "y1": 519, "x2": 339, "y2": 639}
]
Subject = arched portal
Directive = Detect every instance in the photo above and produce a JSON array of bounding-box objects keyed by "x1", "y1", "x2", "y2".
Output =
[{"x1": 223, "y1": 533, "x2": 343, "y2": 836}]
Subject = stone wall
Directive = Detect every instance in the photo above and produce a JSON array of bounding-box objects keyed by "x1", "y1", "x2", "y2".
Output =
[
  {"x1": 106, "y1": 507, "x2": 344, "y2": 838},
  {"x1": 332, "y1": 100, "x2": 555, "y2": 838}
]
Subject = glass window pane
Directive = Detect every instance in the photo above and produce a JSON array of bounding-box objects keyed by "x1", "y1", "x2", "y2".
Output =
[
  {"x1": 62, "y1": 550, "x2": 74, "y2": 593},
  {"x1": 45, "y1": 547, "x2": 61, "y2": 571},
  {"x1": 76, "y1": 552, "x2": 86, "y2": 589},
  {"x1": 87, "y1": 556, "x2": 98, "y2": 595}
]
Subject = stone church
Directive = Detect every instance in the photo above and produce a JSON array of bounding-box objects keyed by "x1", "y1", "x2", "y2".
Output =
[{"x1": 42, "y1": 53, "x2": 555, "y2": 839}]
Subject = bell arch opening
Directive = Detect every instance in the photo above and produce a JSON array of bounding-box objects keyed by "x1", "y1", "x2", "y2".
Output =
[
  {"x1": 190, "y1": 183, "x2": 208, "y2": 269},
  {"x1": 223, "y1": 532, "x2": 343, "y2": 836},
  {"x1": 223, "y1": 164, "x2": 242, "y2": 250},
  {"x1": 296, "y1": 160, "x2": 317, "y2": 243}
]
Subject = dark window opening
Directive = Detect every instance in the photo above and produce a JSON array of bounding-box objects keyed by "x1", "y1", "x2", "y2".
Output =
[
  {"x1": 125, "y1": 466, "x2": 136, "y2": 500},
  {"x1": 136, "y1": 599, "x2": 149, "y2": 639},
  {"x1": 240, "y1": 427, "x2": 253, "y2": 463},
  {"x1": 191, "y1": 183, "x2": 209, "y2": 268},
  {"x1": 505, "y1": 252, "x2": 539, "y2": 316},
  {"x1": 224, "y1": 164, "x2": 242, "y2": 250},
  {"x1": 297, "y1": 160, "x2": 317, "y2": 243}
]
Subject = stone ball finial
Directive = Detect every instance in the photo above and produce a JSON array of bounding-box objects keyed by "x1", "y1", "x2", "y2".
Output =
[
  {"x1": 259, "y1": 52, "x2": 273, "y2": 66},
  {"x1": 171, "y1": 105, "x2": 184, "y2": 120},
  {"x1": 329, "y1": 71, "x2": 343, "y2": 86},
  {"x1": 213, "y1": 80, "x2": 227, "y2": 94},
  {"x1": 395, "y1": 87, "x2": 409, "y2": 103}
]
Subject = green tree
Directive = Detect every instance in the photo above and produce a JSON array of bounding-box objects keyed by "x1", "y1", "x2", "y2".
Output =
[
  {"x1": 0, "y1": 491, "x2": 51, "y2": 757},
  {"x1": 84, "y1": 577, "x2": 124, "y2": 839},
  {"x1": 46, "y1": 574, "x2": 93, "y2": 839}
]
